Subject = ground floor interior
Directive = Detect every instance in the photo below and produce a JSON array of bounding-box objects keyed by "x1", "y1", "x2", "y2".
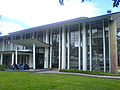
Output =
[{"x1": 0, "y1": 50, "x2": 59, "y2": 69}]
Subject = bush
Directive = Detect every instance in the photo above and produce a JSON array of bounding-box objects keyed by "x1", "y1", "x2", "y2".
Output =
[
  {"x1": 59, "y1": 69, "x2": 120, "y2": 76},
  {"x1": 0, "y1": 65, "x2": 8, "y2": 71}
]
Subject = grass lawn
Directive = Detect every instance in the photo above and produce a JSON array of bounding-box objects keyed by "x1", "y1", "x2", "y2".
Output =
[
  {"x1": 0, "y1": 71, "x2": 120, "y2": 90},
  {"x1": 118, "y1": 67, "x2": 120, "y2": 70}
]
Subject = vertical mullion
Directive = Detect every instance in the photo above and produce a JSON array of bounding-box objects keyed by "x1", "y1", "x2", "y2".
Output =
[{"x1": 89, "y1": 22, "x2": 92, "y2": 71}]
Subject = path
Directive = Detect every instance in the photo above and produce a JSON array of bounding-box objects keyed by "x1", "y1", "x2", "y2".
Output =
[{"x1": 38, "y1": 70, "x2": 120, "y2": 79}]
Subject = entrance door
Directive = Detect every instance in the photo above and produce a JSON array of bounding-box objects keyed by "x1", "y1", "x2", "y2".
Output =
[
  {"x1": 35, "y1": 53, "x2": 44, "y2": 69},
  {"x1": 3, "y1": 54, "x2": 12, "y2": 66}
]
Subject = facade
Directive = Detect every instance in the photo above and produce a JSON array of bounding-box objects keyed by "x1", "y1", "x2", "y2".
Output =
[{"x1": 0, "y1": 12, "x2": 120, "y2": 73}]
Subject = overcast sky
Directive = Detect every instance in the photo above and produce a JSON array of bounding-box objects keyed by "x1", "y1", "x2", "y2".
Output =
[{"x1": 0, "y1": 0, "x2": 120, "y2": 35}]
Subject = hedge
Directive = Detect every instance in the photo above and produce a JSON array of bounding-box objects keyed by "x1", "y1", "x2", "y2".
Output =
[
  {"x1": 59, "y1": 69, "x2": 120, "y2": 76},
  {"x1": 0, "y1": 65, "x2": 9, "y2": 71}
]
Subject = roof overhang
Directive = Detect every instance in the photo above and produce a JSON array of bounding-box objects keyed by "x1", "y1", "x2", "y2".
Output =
[
  {"x1": 0, "y1": 51, "x2": 15, "y2": 54},
  {"x1": 9, "y1": 39, "x2": 50, "y2": 48}
]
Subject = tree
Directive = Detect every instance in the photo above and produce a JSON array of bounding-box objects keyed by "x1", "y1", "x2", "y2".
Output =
[{"x1": 59, "y1": 0, "x2": 120, "y2": 7}]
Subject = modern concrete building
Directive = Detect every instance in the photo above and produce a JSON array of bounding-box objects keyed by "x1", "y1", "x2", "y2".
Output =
[{"x1": 0, "y1": 12, "x2": 120, "y2": 73}]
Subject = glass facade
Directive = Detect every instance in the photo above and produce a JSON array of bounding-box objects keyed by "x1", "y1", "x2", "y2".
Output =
[
  {"x1": 52, "y1": 28, "x2": 59, "y2": 68},
  {"x1": 86, "y1": 23, "x2": 90, "y2": 70},
  {"x1": 58, "y1": 19, "x2": 110, "y2": 72},
  {"x1": 69, "y1": 24, "x2": 79, "y2": 69},
  {"x1": 91, "y1": 20, "x2": 104, "y2": 71}
]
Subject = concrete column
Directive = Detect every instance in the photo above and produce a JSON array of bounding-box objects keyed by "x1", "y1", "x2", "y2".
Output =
[
  {"x1": 59, "y1": 28, "x2": 61, "y2": 70},
  {"x1": 44, "y1": 48, "x2": 49, "y2": 68},
  {"x1": 10, "y1": 43, "x2": 14, "y2": 50},
  {"x1": 62, "y1": 26, "x2": 66, "y2": 69},
  {"x1": 29, "y1": 54, "x2": 33, "y2": 68},
  {"x1": 32, "y1": 32, "x2": 35, "y2": 39},
  {"x1": 50, "y1": 30, "x2": 52, "y2": 69},
  {"x1": 0, "y1": 54, "x2": 3, "y2": 65},
  {"x1": 78, "y1": 24, "x2": 81, "y2": 70},
  {"x1": 44, "y1": 30, "x2": 49, "y2": 68},
  {"x1": 11, "y1": 53, "x2": 14, "y2": 65},
  {"x1": 67, "y1": 26, "x2": 70, "y2": 69},
  {"x1": 15, "y1": 46, "x2": 18, "y2": 64},
  {"x1": 109, "y1": 20, "x2": 118, "y2": 73},
  {"x1": 82, "y1": 22, "x2": 87, "y2": 71},
  {"x1": 103, "y1": 20, "x2": 106, "y2": 72},
  {"x1": 33, "y1": 44, "x2": 36, "y2": 69},
  {"x1": 2, "y1": 38, "x2": 5, "y2": 51},
  {"x1": 43, "y1": 31, "x2": 46, "y2": 42},
  {"x1": 89, "y1": 22, "x2": 92, "y2": 71}
]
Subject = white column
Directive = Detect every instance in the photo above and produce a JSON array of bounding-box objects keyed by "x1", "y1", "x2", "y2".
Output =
[
  {"x1": 2, "y1": 38, "x2": 5, "y2": 51},
  {"x1": 44, "y1": 30, "x2": 49, "y2": 68},
  {"x1": 44, "y1": 48, "x2": 49, "y2": 68},
  {"x1": 15, "y1": 46, "x2": 18, "y2": 64},
  {"x1": 32, "y1": 32, "x2": 35, "y2": 39},
  {"x1": 0, "y1": 54, "x2": 3, "y2": 65},
  {"x1": 78, "y1": 24, "x2": 81, "y2": 70},
  {"x1": 67, "y1": 26, "x2": 70, "y2": 69},
  {"x1": 43, "y1": 31, "x2": 46, "y2": 42},
  {"x1": 103, "y1": 20, "x2": 106, "y2": 72},
  {"x1": 89, "y1": 22, "x2": 92, "y2": 71},
  {"x1": 29, "y1": 54, "x2": 33, "y2": 68},
  {"x1": 33, "y1": 44, "x2": 36, "y2": 69},
  {"x1": 11, "y1": 53, "x2": 14, "y2": 65},
  {"x1": 50, "y1": 30, "x2": 52, "y2": 69},
  {"x1": 10, "y1": 43, "x2": 14, "y2": 50},
  {"x1": 82, "y1": 22, "x2": 87, "y2": 71},
  {"x1": 62, "y1": 26, "x2": 66, "y2": 69},
  {"x1": 59, "y1": 28, "x2": 61, "y2": 70}
]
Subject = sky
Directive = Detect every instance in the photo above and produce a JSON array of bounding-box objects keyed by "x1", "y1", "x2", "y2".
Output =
[{"x1": 0, "y1": 0, "x2": 120, "y2": 35}]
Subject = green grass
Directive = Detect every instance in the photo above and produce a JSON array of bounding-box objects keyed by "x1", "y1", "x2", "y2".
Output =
[
  {"x1": 0, "y1": 71, "x2": 120, "y2": 90},
  {"x1": 118, "y1": 67, "x2": 120, "y2": 70},
  {"x1": 60, "y1": 69, "x2": 120, "y2": 76}
]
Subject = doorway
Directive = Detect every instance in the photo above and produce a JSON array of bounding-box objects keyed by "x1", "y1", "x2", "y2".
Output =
[{"x1": 35, "y1": 53, "x2": 44, "y2": 69}]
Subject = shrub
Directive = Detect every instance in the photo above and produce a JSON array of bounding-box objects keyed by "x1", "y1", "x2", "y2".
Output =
[
  {"x1": 59, "y1": 69, "x2": 120, "y2": 76},
  {"x1": 0, "y1": 65, "x2": 9, "y2": 71}
]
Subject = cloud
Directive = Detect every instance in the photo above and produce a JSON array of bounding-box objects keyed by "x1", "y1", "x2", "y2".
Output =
[
  {"x1": 0, "y1": 0, "x2": 102, "y2": 34},
  {"x1": 0, "y1": 21, "x2": 24, "y2": 35}
]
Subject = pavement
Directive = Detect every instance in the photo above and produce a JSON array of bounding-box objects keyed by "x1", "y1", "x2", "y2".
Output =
[
  {"x1": 38, "y1": 70, "x2": 120, "y2": 79},
  {"x1": 118, "y1": 70, "x2": 120, "y2": 72}
]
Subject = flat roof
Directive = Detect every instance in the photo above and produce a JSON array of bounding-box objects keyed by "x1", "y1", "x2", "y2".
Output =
[
  {"x1": 0, "y1": 51, "x2": 15, "y2": 54},
  {"x1": 0, "y1": 50, "x2": 32, "y2": 54}
]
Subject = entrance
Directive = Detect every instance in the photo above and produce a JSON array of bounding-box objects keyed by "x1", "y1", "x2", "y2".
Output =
[
  {"x1": 35, "y1": 53, "x2": 44, "y2": 69},
  {"x1": 3, "y1": 54, "x2": 12, "y2": 66}
]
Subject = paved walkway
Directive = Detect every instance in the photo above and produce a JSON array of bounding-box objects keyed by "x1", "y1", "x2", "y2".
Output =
[
  {"x1": 118, "y1": 70, "x2": 120, "y2": 72},
  {"x1": 38, "y1": 70, "x2": 120, "y2": 79}
]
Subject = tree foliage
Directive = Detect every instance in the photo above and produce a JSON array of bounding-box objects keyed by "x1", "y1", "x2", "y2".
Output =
[
  {"x1": 113, "y1": 0, "x2": 120, "y2": 7},
  {"x1": 59, "y1": 0, "x2": 120, "y2": 7}
]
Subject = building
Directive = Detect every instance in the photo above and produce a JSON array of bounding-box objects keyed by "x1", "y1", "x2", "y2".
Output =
[{"x1": 0, "y1": 12, "x2": 120, "y2": 73}]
